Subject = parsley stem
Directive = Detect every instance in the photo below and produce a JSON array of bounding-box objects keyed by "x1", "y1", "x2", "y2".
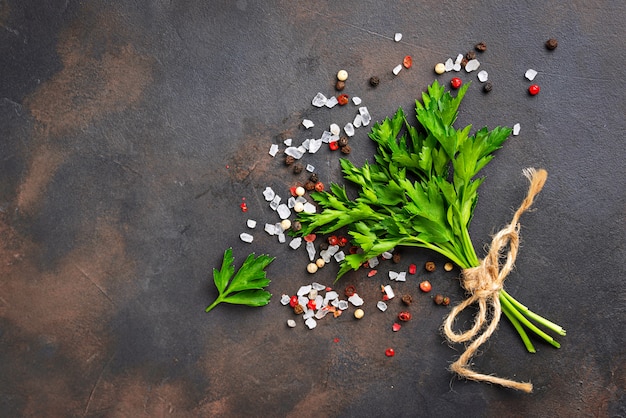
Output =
[
  {"x1": 500, "y1": 295, "x2": 536, "y2": 353},
  {"x1": 501, "y1": 290, "x2": 566, "y2": 336},
  {"x1": 500, "y1": 294, "x2": 561, "y2": 349}
]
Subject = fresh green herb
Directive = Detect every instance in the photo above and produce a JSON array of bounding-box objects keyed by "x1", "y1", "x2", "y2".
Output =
[
  {"x1": 296, "y1": 80, "x2": 565, "y2": 352},
  {"x1": 205, "y1": 248, "x2": 274, "y2": 313}
]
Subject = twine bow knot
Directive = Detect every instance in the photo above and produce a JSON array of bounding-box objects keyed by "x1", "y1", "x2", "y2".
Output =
[{"x1": 443, "y1": 168, "x2": 548, "y2": 393}]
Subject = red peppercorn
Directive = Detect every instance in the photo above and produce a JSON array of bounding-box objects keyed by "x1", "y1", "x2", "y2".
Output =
[
  {"x1": 328, "y1": 235, "x2": 339, "y2": 246},
  {"x1": 344, "y1": 285, "x2": 356, "y2": 297},
  {"x1": 289, "y1": 295, "x2": 298, "y2": 307},
  {"x1": 337, "y1": 94, "x2": 349, "y2": 106},
  {"x1": 240, "y1": 202, "x2": 248, "y2": 212},
  {"x1": 329, "y1": 141, "x2": 339, "y2": 151},
  {"x1": 398, "y1": 311, "x2": 412, "y2": 322},
  {"x1": 314, "y1": 181, "x2": 325, "y2": 192},
  {"x1": 442, "y1": 296, "x2": 450, "y2": 306},
  {"x1": 403, "y1": 55, "x2": 412, "y2": 69},
  {"x1": 385, "y1": 348, "x2": 395, "y2": 357},
  {"x1": 450, "y1": 77, "x2": 462, "y2": 89},
  {"x1": 338, "y1": 236, "x2": 348, "y2": 247},
  {"x1": 408, "y1": 263, "x2": 417, "y2": 275},
  {"x1": 304, "y1": 233, "x2": 316, "y2": 242},
  {"x1": 306, "y1": 300, "x2": 316, "y2": 310},
  {"x1": 528, "y1": 84, "x2": 540, "y2": 95}
]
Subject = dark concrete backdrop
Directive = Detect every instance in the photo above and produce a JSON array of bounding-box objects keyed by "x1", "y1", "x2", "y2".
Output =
[{"x1": 1, "y1": 0, "x2": 624, "y2": 416}]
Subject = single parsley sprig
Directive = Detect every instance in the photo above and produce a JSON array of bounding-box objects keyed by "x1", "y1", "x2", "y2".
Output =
[
  {"x1": 296, "y1": 80, "x2": 565, "y2": 351},
  {"x1": 205, "y1": 248, "x2": 274, "y2": 313}
]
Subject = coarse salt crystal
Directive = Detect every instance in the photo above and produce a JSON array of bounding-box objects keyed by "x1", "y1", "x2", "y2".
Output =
[
  {"x1": 269, "y1": 195, "x2": 281, "y2": 210},
  {"x1": 284, "y1": 138, "x2": 292, "y2": 146},
  {"x1": 396, "y1": 272, "x2": 406, "y2": 282},
  {"x1": 325, "y1": 96, "x2": 338, "y2": 108},
  {"x1": 444, "y1": 58, "x2": 454, "y2": 72},
  {"x1": 330, "y1": 123, "x2": 341, "y2": 136},
  {"x1": 334, "y1": 251, "x2": 345, "y2": 262},
  {"x1": 306, "y1": 164, "x2": 315, "y2": 172},
  {"x1": 353, "y1": 114, "x2": 363, "y2": 128},
  {"x1": 240, "y1": 233, "x2": 253, "y2": 243},
  {"x1": 302, "y1": 119, "x2": 314, "y2": 129},
  {"x1": 338, "y1": 300, "x2": 349, "y2": 310},
  {"x1": 264, "y1": 223, "x2": 276, "y2": 235},
  {"x1": 393, "y1": 64, "x2": 402, "y2": 75},
  {"x1": 525, "y1": 69, "x2": 538, "y2": 81},
  {"x1": 368, "y1": 257, "x2": 379, "y2": 268},
  {"x1": 377, "y1": 301, "x2": 388, "y2": 312},
  {"x1": 348, "y1": 293, "x2": 364, "y2": 306},
  {"x1": 262, "y1": 187, "x2": 275, "y2": 201},
  {"x1": 312, "y1": 282, "x2": 326, "y2": 291},
  {"x1": 269, "y1": 144, "x2": 279, "y2": 157},
  {"x1": 277, "y1": 233, "x2": 286, "y2": 243},
  {"x1": 246, "y1": 219, "x2": 257, "y2": 228},
  {"x1": 383, "y1": 285, "x2": 395, "y2": 299},
  {"x1": 312, "y1": 92, "x2": 327, "y2": 107},
  {"x1": 297, "y1": 285, "x2": 312, "y2": 296},
  {"x1": 359, "y1": 107, "x2": 371, "y2": 126},
  {"x1": 455, "y1": 54, "x2": 464, "y2": 65},
  {"x1": 308, "y1": 139, "x2": 322, "y2": 154},
  {"x1": 324, "y1": 290, "x2": 339, "y2": 301},
  {"x1": 465, "y1": 59, "x2": 480, "y2": 72},
  {"x1": 306, "y1": 241, "x2": 316, "y2": 261},
  {"x1": 315, "y1": 308, "x2": 330, "y2": 319},
  {"x1": 344, "y1": 123, "x2": 355, "y2": 137},
  {"x1": 381, "y1": 251, "x2": 393, "y2": 260},
  {"x1": 394, "y1": 32, "x2": 402, "y2": 42},
  {"x1": 280, "y1": 294, "x2": 291, "y2": 305},
  {"x1": 477, "y1": 70, "x2": 489, "y2": 82},
  {"x1": 287, "y1": 319, "x2": 296, "y2": 328},
  {"x1": 352, "y1": 96, "x2": 362, "y2": 105},
  {"x1": 320, "y1": 131, "x2": 332, "y2": 143},
  {"x1": 513, "y1": 123, "x2": 521, "y2": 136},
  {"x1": 305, "y1": 317, "x2": 317, "y2": 329},
  {"x1": 389, "y1": 271, "x2": 399, "y2": 281},
  {"x1": 289, "y1": 237, "x2": 302, "y2": 249},
  {"x1": 284, "y1": 146, "x2": 304, "y2": 159},
  {"x1": 303, "y1": 202, "x2": 317, "y2": 214},
  {"x1": 277, "y1": 204, "x2": 291, "y2": 219},
  {"x1": 453, "y1": 63, "x2": 462, "y2": 72}
]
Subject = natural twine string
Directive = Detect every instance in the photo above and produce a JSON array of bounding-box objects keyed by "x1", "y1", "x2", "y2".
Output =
[{"x1": 443, "y1": 168, "x2": 548, "y2": 393}]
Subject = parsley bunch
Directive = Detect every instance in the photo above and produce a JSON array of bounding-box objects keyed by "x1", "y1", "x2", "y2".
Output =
[{"x1": 296, "y1": 81, "x2": 565, "y2": 351}]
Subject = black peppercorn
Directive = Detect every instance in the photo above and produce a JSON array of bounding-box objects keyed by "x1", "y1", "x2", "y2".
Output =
[
  {"x1": 293, "y1": 304, "x2": 304, "y2": 315},
  {"x1": 292, "y1": 220, "x2": 302, "y2": 231},
  {"x1": 309, "y1": 173, "x2": 319, "y2": 183},
  {"x1": 392, "y1": 253, "x2": 401, "y2": 264},
  {"x1": 304, "y1": 180, "x2": 315, "y2": 191},
  {"x1": 336, "y1": 80, "x2": 345, "y2": 91},
  {"x1": 338, "y1": 136, "x2": 349, "y2": 147},
  {"x1": 425, "y1": 261, "x2": 436, "y2": 272},
  {"x1": 475, "y1": 41, "x2": 487, "y2": 52},
  {"x1": 401, "y1": 294, "x2": 413, "y2": 306},
  {"x1": 340, "y1": 145, "x2": 351, "y2": 154},
  {"x1": 285, "y1": 155, "x2": 295, "y2": 165},
  {"x1": 433, "y1": 294, "x2": 444, "y2": 305},
  {"x1": 483, "y1": 82, "x2": 493, "y2": 93},
  {"x1": 293, "y1": 163, "x2": 303, "y2": 174},
  {"x1": 461, "y1": 57, "x2": 468, "y2": 68},
  {"x1": 465, "y1": 50, "x2": 476, "y2": 60},
  {"x1": 545, "y1": 38, "x2": 558, "y2": 50},
  {"x1": 369, "y1": 76, "x2": 380, "y2": 87}
]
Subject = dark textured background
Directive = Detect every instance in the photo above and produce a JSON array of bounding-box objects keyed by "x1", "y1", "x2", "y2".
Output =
[{"x1": 1, "y1": 1, "x2": 624, "y2": 416}]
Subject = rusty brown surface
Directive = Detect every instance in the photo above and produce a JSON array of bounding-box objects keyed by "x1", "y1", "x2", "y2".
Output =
[{"x1": 1, "y1": 0, "x2": 624, "y2": 416}]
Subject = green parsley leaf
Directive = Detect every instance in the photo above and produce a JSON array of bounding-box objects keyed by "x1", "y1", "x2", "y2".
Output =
[{"x1": 205, "y1": 248, "x2": 274, "y2": 313}]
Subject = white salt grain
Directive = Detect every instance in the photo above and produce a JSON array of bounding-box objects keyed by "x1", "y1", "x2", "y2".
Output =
[
  {"x1": 262, "y1": 187, "x2": 275, "y2": 201},
  {"x1": 525, "y1": 69, "x2": 538, "y2": 81},
  {"x1": 284, "y1": 147, "x2": 304, "y2": 159},
  {"x1": 269, "y1": 195, "x2": 281, "y2": 210},
  {"x1": 312, "y1": 92, "x2": 327, "y2": 107},
  {"x1": 513, "y1": 123, "x2": 521, "y2": 136},
  {"x1": 368, "y1": 257, "x2": 379, "y2": 268},
  {"x1": 277, "y1": 204, "x2": 290, "y2": 219},
  {"x1": 352, "y1": 96, "x2": 362, "y2": 105},
  {"x1": 383, "y1": 285, "x2": 395, "y2": 299},
  {"x1": 359, "y1": 107, "x2": 371, "y2": 126},
  {"x1": 306, "y1": 164, "x2": 315, "y2": 172},
  {"x1": 325, "y1": 96, "x2": 338, "y2": 108},
  {"x1": 389, "y1": 271, "x2": 399, "y2": 281},
  {"x1": 334, "y1": 251, "x2": 345, "y2": 262},
  {"x1": 269, "y1": 144, "x2": 279, "y2": 157},
  {"x1": 264, "y1": 223, "x2": 276, "y2": 235},
  {"x1": 353, "y1": 114, "x2": 363, "y2": 128},
  {"x1": 453, "y1": 63, "x2": 462, "y2": 72},
  {"x1": 302, "y1": 119, "x2": 314, "y2": 129},
  {"x1": 287, "y1": 319, "x2": 297, "y2": 328},
  {"x1": 477, "y1": 70, "x2": 489, "y2": 82},
  {"x1": 444, "y1": 58, "x2": 454, "y2": 72},
  {"x1": 338, "y1": 300, "x2": 349, "y2": 310},
  {"x1": 312, "y1": 282, "x2": 326, "y2": 291},
  {"x1": 246, "y1": 219, "x2": 257, "y2": 228},
  {"x1": 396, "y1": 272, "x2": 406, "y2": 282},
  {"x1": 377, "y1": 301, "x2": 388, "y2": 312},
  {"x1": 306, "y1": 241, "x2": 316, "y2": 261},
  {"x1": 305, "y1": 317, "x2": 317, "y2": 329},
  {"x1": 381, "y1": 251, "x2": 393, "y2": 260},
  {"x1": 289, "y1": 237, "x2": 302, "y2": 249},
  {"x1": 348, "y1": 293, "x2": 364, "y2": 306},
  {"x1": 280, "y1": 294, "x2": 291, "y2": 305},
  {"x1": 283, "y1": 138, "x2": 292, "y2": 146},
  {"x1": 239, "y1": 233, "x2": 254, "y2": 243},
  {"x1": 303, "y1": 202, "x2": 317, "y2": 214},
  {"x1": 394, "y1": 32, "x2": 402, "y2": 42},
  {"x1": 308, "y1": 139, "x2": 322, "y2": 154},
  {"x1": 465, "y1": 59, "x2": 480, "y2": 72},
  {"x1": 455, "y1": 54, "x2": 464, "y2": 65},
  {"x1": 330, "y1": 123, "x2": 341, "y2": 136},
  {"x1": 297, "y1": 285, "x2": 312, "y2": 296},
  {"x1": 344, "y1": 123, "x2": 355, "y2": 137},
  {"x1": 393, "y1": 64, "x2": 402, "y2": 75}
]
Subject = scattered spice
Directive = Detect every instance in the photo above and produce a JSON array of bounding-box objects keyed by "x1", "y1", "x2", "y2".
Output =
[
  {"x1": 306, "y1": 263, "x2": 318, "y2": 273},
  {"x1": 315, "y1": 258, "x2": 325, "y2": 268},
  {"x1": 461, "y1": 57, "x2": 468, "y2": 68},
  {"x1": 483, "y1": 82, "x2": 493, "y2": 93},
  {"x1": 444, "y1": 262, "x2": 454, "y2": 272},
  {"x1": 434, "y1": 63, "x2": 446, "y2": 74},
  {"x1": 442, "y1": 296, "x2": 450, "y2": 306},
  {"x1": 335, "y1": 80, "x2": 345, "y2": 91},
  {"x1": 398, "y1": 311, "x2": 412, "y2": 322},
  {"x1": 293, "y1": 304, "x2": 304, "y2": 314},
  {"x1": 328, "y1": 235, "x2": 339, "y2": 246},
  {"x1": 392, "y1": 323, "x2": 402, "y2": 332},
  {"x1": 385, "y1": 348, "x2": 395, "y2": 357},
  {"x1": 528, "y1": 84, "x2": 540, "y2": 95},
  {"x1": 403, "y1": 55, "x2": 413, "y2": 69},
  {"x1": 369, "y1": 76, "x2": 380, "y2": 87},
  {"x1": 289, "y1": 295, "x2": 298, "y2": 307},
  {"x1": 293, "y1": 163, "x2": 303, "y2": 174},
  {"x1": 465, "y1": 50, "x2": 476, "y2": 60},
  {"x1": 354, "y1": 308, "x2": 364, "y2": 319},
  {"x1": 337, "y1": 94, "x2": 349, "y2": 106},
  {"x1": 338, "y1": 136, "x2": 349, "y2": 147},
  {"x1": 392, "y1": 253, "x2": 401, "y2": 264},
  {"x1": 340, "y1": 145, "x2": 351, "y2": 154},
  {"x1": 475, "y1": 41, "x2": 487, "y2": 51},
  {"x1": 329, "y1": 141, "x2": 340, "y2": 151},
  {"x1": 344, "y1": 285, "x2": 357, "y2": 297},
  {"x1": 433, "y1": 294, "x2": 444, "y2": 305},
  {"x1": 425, "y1": 261, "x2": 436, "y2": 272},
  {"x1": 314, "y1": 181, "x2": 325, "y2": 192},
  {"x1": 545, "y1": 38, "x2": 558, "y2": 50},
  {"x1": 408, "y1": 263, "x2": 417, "y2": 274},
  {"x1": 450, "y1": 77, "x2": 462, "y2": 89},
  {"x1": 304, "y1": 180, "x2": 315, "y2": 191},
  {"x1": 401, "y1": 294, "x2": 413, "y2": 305},
  {"x1": 419, "y1": 280, "x2": 432, "y2": 293},
  {"x1": 285, "y1": 155, "x2": 295, "y2": 165},
  {"x1": 338, "y1": 236, "x2": 349, "y2": 246},
  {"x1": 291, "y1": 221, "x2": 302, "y2": 232},
  {"x1": 337, "y1": 69, "x2": 348, "y2": 81}
]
